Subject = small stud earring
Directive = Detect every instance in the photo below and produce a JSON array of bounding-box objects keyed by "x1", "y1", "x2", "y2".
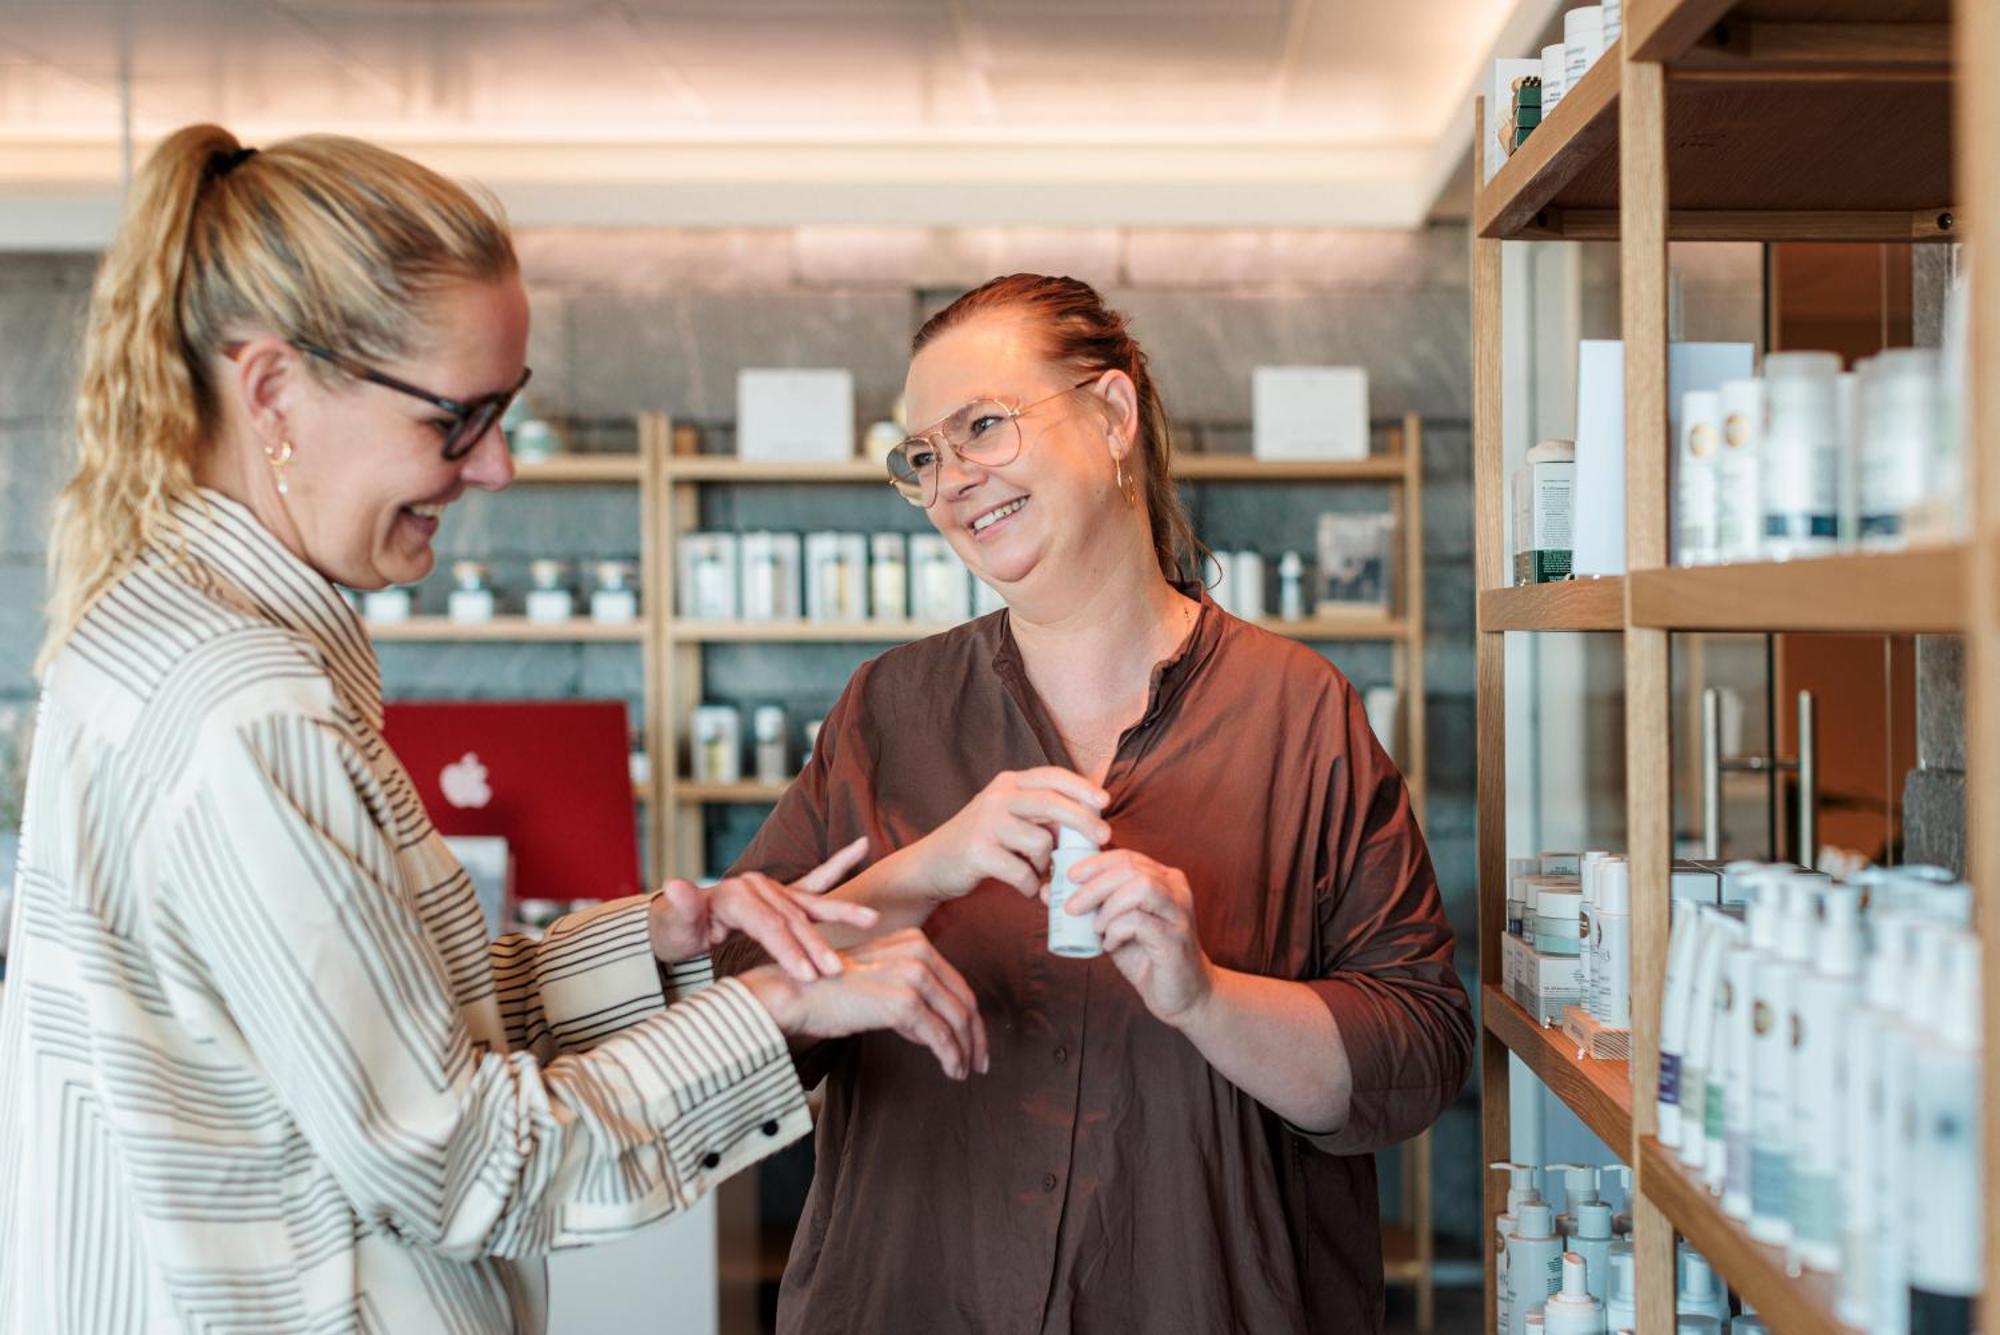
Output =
[{"x1": 264, "y1": 438, "x2": 294, "y2": 496}]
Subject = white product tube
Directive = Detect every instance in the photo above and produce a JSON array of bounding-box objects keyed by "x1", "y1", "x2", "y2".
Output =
[
  {"x1": 1717, "y1": 920, "x2": 1760, "y2": 1209},
  {"x1": 1716, "y1": 377, "x2": 1765, "y2": 562},
  {"x1": 1676, "y1": 1248, "x2": 1731, "y2": 1322},
  {"x1": 1657, "y1": 900, "x2": 1708, "y2": 1149},
  {"x1": 1677, "y1": 389, "x2": 1723, "y2": 565},
  {"x1": 1541, "y1": 43, "x2": 1569, "y2": 110},
  {"x1": 1760, "y1": 351, "x2": 1844, "y2": 559},
  {"x1": 1492, "y1": 1162, "x2": 1541, "y2": 1335},
  {"x1": 1541, "y1": 1251, "x2": 1606, "y2": 1335},
  {"x1": 1562, "y1": 7, "x2": 1604, "y2": 87},
  {"x1": 1905, "y1": 932, "x2": 1982, "y2": 1333},
  {"x1": 1836, "y1": 914, "x2": 1913, "y2": 1326},
  {"x1": 1748, "y1": 879, "x2": 1814, "y2": 1245},
  {"x1": 1578, "y1": 852, "x2": 1608, "y2": 1019},
  {"x1": 1872, "y1": 922, "x2": 1949, "y2": 1335},
  {"x1": 1603, "y1": 1242, "x2": 1635, "y2": 1332},
  {"x1": 1788, "y1": 889, "x2": 1861, "y2": 1273},
  {"x1": 1593, "y1": 858, "x2": 1631, "y2": 1028},
  {"x1": 1046, "y1": 826, "x2": 1102, "y2": 958},
  {"x1": 1678, "y1": 908, "x2": 1737, "y2": 1171}
]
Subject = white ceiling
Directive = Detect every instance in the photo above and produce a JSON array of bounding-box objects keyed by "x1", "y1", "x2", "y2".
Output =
[{"x1": 0, "y1": 0, "x2": 1549, "y2": 238}]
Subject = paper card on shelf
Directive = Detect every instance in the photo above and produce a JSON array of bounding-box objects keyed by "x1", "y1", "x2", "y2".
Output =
[
  {"x1": 1572, "y1": 340, "x2": 1756, "y2": 577},
  {"x1": 737, "y1": 369, "x2": 856, "y2": 463},
  {"x1": 1252, "y1": 367, "x2": 1369, "y2": 462}
]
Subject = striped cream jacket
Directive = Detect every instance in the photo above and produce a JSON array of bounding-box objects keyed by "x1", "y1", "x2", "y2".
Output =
[{"x1": 0, "y1": 489, "x2": 810, "y2": 1333}]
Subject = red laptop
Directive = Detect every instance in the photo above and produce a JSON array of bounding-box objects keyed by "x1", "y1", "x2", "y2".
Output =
[{"x1": 382, "y1": 700, "x2": 642, "y2": 905}]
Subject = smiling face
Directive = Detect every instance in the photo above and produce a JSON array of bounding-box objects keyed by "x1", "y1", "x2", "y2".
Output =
[
  {"x1": 902, "y1": 309, "x2": 1141, "y2": 597},
  {"x1": 230, "y1": 276, "x2": 529, "y2": 590}
]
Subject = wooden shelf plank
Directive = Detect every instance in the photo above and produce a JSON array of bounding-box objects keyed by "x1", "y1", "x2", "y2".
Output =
[
  {"x1": 1627, "y1": 0, "x2": 1950, "y2": 65},
  {"x1": 1258, "y1": 613, "x2": 1410, "y2": 641},
  {"x1": 1477, "y1": 44, "x2": 1623, "y2": 240},
  {"x1": 510, "y1": 455, "x2": 646, "y2": 484},
  {"x1": 1482, "y1": 985, "x2": 1634, "y2": 1160},
  {"x1": 663, "y1": 456, "x2": 1408, "y2": 484},
  {"x1": 677, "y1": 781, "x2": 791, "y2": 805},
  {"x1": 1478, "y1": 578, "x2": 1627, "y2": 633},
  {"x1": 1639, "y1": 1137, "x2": 1859, "y2": 1335},
  {"x1": 365, "y1": 616, "x2": 647, "y2": 642},
  {"x1": 1479, "y1": 15, "x2": 1955, "y2": 241},
  {"x1": 1172, "y1": 455, "x2": 1407, "y2": 482},
  {"x1": 665, "y1": 458, "x2": 890, "y2": 484},
  {"x1": 670, "y1": 619, "x2": 965, "y2": 643},
  {"x1": 1627, "y1": 547, "x2": 1965, "y2": 632}
]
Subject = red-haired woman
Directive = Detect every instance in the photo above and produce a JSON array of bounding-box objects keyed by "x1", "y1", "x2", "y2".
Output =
[{"x1": 723, "y1": 275, "x2": 1471, "y2": 1334}]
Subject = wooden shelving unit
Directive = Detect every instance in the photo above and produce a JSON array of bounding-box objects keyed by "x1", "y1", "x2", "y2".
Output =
[
  {"x1": 657, "y1": 413, "x2": 1439, "y2": 1330},
  {"x1": 1473, "y1": 2, "x2": 1991, "y2": 1331},
  {"x1": 366, "y1": 615, "x2": 648, "y2": 642}
]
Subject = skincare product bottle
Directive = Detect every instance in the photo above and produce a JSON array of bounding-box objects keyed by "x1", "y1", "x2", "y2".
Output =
[
  {"x1": 1562, "y1": 7, "x2": 1604, "y2": 86},
  {"x1": 1541, "y1": 1252, "x2": 1606, "y2": 1335},
  {"x1": 1718, "y1": 899, "x2": 1763, "y2": 1210},
  {"x1": 1676, "y1": 388, "x2": 1722, "y2": 566},
  {"x1": 1760, "y1": 351, "x2": 1844, "y2": 559},
  {"x1": 524, "y1": 559, "x2": 574, "y2": 624},
  {"x1": 1508, "y1": 1202, "x2": 1564, "y2": 1335},
  {"x1": 1278, "y1": 551, "x2": 1306, "y2": 621},
  {"x1": 869, "y1": 533, "x2": 909, "y2": 621},
  {"x1": 1541, "y1": 43, "x2": 1568, "y2": 111},
  {"x1": 1680, "y1": 909, "x2": 1741, "y2": 1173},
  {"x1": 1748, "y1": 877, "x2": 1813, "y2": 1245},
  {"x1": 1857, "y1": 349, "x2": 1938, "y2": 550},
  {"x1": 1872, "y1": 920, "x2": 1947, "y2": 1335},
  {"x1": 1577, "y1": 852, "x2": 1608, "y2": 1018},
  {"x1": 1533, "y1": 879, "x2": 1583, "y2": 956},
  {"x1": 1789, "y1": 886, "x2": 1861, "y2": 1273},
  {"x1": 1658, "y1": 896, "x2": 1709, "y2": 1149},
  {"x1": 752, "y1": 706, "x2": 788, "y2": 786},
  {"x1": 1678, "y1": 906, "x2": 1736, "y2": 1172},
  {"x1": 1593, "y1": 857, "x2": 1632, "y2": 1027},
  {"x1": 1046, "y1": 826, "x2": 1103, "y2": 959},
  {"x1": 1601, "y1": 0, "x2": 1622, "y2": 46},
  {"x1": 591, "y1": 561, "x2": 640, "y2": 624},
  {"x1": 1234, "y1": 551, "x2": 1266, "y2": 621},
  {"x1": 1604, "y1": 1242, "x2": 1636, "y2": 1332},
  {"x1": 1838, "y1": 913, "x2": 1914, "y2": 1327},
  {"x1": 1716, "y1": 377, "x2": 1765, "y2": 562},
  {"x1": 1675, "y1": 1246, "x2": 1730, "y2": 1323},
  {"x1": 448, "y1": 561, "x2": 496, "y2": 625},
  {"x1": 1492, "y1": 1162, "x2": 1543, "y2": 1335},
  {"x1": 690, "y1": 705, "x2": 742, "y2": 785},
  {"x1": 1906, "y1": 932, "x2": 1982, "y2": 1334}
]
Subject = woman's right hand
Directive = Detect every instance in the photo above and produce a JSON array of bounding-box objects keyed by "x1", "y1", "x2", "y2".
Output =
[
  {"x1": 900, "y1": 767, "x2": 1110, "y2": 903},
  {"x1": 740, "y1": 929, "x2": 990, "y2": 1081}
]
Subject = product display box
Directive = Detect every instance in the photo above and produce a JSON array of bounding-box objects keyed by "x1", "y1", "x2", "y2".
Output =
[
  {"x1": 737, "y1": 369, "x2": 856, "y2": 463},
  {"x1": 1502, "y1": 931, "x2": 1584, "y2": 1027},
  {"x1": 1251, "y1": 366, "x2": 1370, "y2": 461}
]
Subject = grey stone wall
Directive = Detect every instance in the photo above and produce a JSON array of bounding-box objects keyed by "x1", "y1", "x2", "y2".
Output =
[{"x1": 0, "y1": 223, "x2": 1483, "y2": 1244}]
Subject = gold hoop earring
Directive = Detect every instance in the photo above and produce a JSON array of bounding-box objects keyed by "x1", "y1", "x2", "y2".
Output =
[{"x1": 264, "y1": 438, "x2": 294, "y2": 496}]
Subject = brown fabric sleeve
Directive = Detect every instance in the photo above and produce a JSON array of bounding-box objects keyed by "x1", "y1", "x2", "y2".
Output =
[
  {"x1": 1296, "y1": 681, "x2": 1473, "y2": 1156},
  {"x1": 713, "y1": 663, "x2": 876, "y2": 1084}
]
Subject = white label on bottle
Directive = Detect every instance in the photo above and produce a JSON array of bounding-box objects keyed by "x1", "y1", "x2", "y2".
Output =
[{"x1": 1047, "y1": 844, "x2": 1102, "y2": 958}]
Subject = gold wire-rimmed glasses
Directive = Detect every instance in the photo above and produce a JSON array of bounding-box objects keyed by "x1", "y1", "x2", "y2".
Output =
[{"x1": 886, "y1": 378, "x2": 1100, "y2": 508}]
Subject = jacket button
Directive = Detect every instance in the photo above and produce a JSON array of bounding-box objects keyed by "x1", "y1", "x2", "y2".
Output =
[
  {"x1": 1053, "y1": 1046, "x2": 1068, "y2": 1065},
  {"x1": 702, "y1": 1152, "x2": 721, "y2": 1170},
  {"x1": 1042, "y1": 1173, "x2": 1058, "y2": 1192},
  {"x1": 761, "y1": 1120, "x2": 781, "y2": 1136}
]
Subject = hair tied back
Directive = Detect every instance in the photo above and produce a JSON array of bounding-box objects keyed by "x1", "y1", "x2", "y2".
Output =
[{"x1": 206, "y1": 146, "x2": 257, "y2": 181}]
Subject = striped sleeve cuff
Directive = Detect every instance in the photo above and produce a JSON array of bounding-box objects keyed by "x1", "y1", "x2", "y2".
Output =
[
  {"x1": 560, "y1": 977, "x2": 812, "y2": 1236},
  {"x1": 534, "y1": 895, "x2": 668, "y2": 1052},
  {"x1": 657, "y1": 954, "x2": 715, "y2": 1002}
]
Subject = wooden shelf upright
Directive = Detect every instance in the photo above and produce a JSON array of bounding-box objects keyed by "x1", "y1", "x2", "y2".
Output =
[{"x1": 1472, "y1": 1, "x2": 1988, "y2": 1331}]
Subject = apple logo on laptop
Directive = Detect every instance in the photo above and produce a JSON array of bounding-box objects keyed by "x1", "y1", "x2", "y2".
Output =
[{"x1": 441, "y1": 752, "x2": 493, "y2": 810}]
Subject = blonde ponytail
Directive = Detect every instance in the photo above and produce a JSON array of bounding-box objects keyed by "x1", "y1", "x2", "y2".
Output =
[{"x1": 41, "y1": 124, "x2": 516, "y2": 669}]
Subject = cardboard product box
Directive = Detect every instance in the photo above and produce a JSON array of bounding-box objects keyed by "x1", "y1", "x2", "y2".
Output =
[
  {"x1": 738, "y1": 369, "x2": 856, "y2": 463},
  {"x1": 1252, "y1": 366, "x2": 1370, "y2": 461},
  {"x1": 1503, "y1": 931, "x2": 1586, "y2": 1027}
]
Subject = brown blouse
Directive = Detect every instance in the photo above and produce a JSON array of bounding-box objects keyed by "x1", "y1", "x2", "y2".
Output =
[{"x1": 718, "y1": 591, "x2": 1471, "y2": 1335}]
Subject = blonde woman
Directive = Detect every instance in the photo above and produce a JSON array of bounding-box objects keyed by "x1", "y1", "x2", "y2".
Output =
[{"x1": 0, "y1": 125, "x2": 984, "y2": 1333}]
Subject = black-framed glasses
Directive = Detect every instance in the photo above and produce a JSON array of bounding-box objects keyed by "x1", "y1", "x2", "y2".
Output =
[
  {"x1": 886, "y1": 377, "x2": 1100, "y2": 508},
  {"x1": 295, "y1": 341, "x2": 532, "y2": 462}
]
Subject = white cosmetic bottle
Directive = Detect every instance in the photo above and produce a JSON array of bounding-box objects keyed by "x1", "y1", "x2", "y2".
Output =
[
  {"x1": 1508, "y1": 1202, "x2": 1564, "y2": 1335},
  {"x1": 1578, "y1": 852, "x2": 1609, "y2": 1018},
  {"x1": 1603, "y1": 1242, "x2": 1636, "y2": 1332},
  {"x1": 1658, "y1": 898, "x2": 1709, "y2": 1149},
  {"x1": 1836, "y1": 913, "x2": 1913, "y2": 1327},
  {"x1": 1541, "y1": 1252, "x2": 1607, "y2": 1335},
  {"x1": 1492, "y1": 1162, "x2": 1542, "y2": 1335},
  {"x1": 1905, "y1": 932, "x2": 1982, "y2": 1334},
  {"x1": 1749, "y1": 876, "x2": 1816, "y2": 1245},
  {"x1": 1715, "y1": 905, "x2": 1759, "y2": 1206},
  {"x1": 1875, "y1": 922, "x2": 1953, "y2": 1335},
  {"x1": 1045, "y1": 826, "x2": 1102, "y2": 958},
  {"x1": 1679, "y1": 906, "x2": 1737, "y2": 1172},
  {"x1": 1789, "y1": 887, "x2": 1861, "y2": 1273},
  {"x1": 1593, "y1": 858, "x2": 1632, "y2": 1027},
  {"x1": 1675, "y1": 1246, "x2": 1731, "y2": 1322}
]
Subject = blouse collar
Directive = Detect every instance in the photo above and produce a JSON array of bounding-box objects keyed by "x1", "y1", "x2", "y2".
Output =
[{"x1": 161, "y1": 488, "x2": 385, "y2": 730}]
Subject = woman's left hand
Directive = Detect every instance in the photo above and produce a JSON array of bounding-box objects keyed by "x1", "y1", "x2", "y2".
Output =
[
  {"x1": 648, "y1": 837, "x2": 878, "y2": 982},
  {"x1": 1060, "y1": 850, "x2": 1215, "y2": 1026}
]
